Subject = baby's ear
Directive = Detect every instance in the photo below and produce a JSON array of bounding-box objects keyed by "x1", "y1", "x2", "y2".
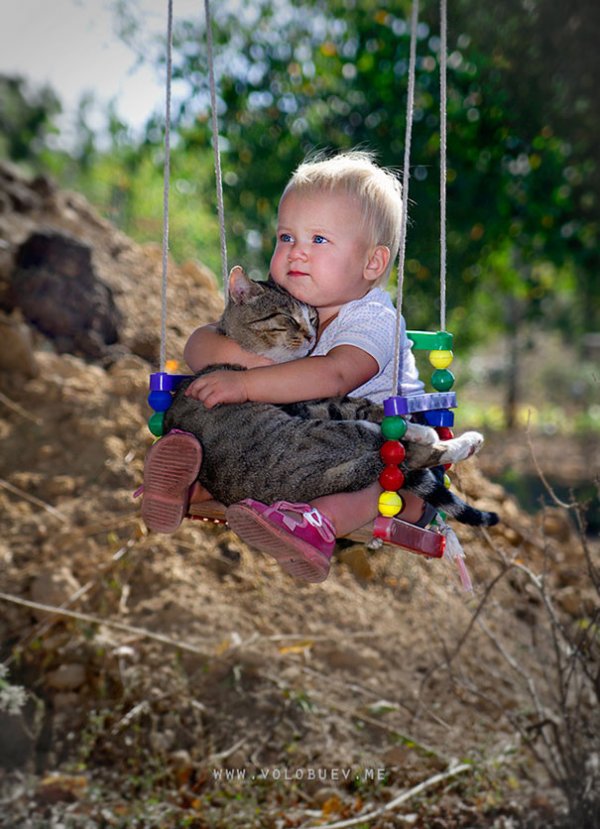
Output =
[
  {"x1": 364, "y1": 245, "x2": 390, "y2": 282},
  {"x1": 228, "y1": 265, "x2": 261, "y2": 303}
]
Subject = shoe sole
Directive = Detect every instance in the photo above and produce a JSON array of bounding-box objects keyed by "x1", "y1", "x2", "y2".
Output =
[
  {"x1": 141, "y1": 433, "x2": 202, "y2": 533},
  {"x1": 226, "y1": 503, "x2": 331, "y2": 583}
]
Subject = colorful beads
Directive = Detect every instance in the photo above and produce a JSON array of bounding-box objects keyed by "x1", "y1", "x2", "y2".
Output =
[
  {"x1": 148, "y1": 390, "x2": 173, "y2": 412},
  {"x1": 429, "y1": 349, "x2": 454, "y2": 369},
  {"x1": 380, "y1": 440, "x2": 406, "y2": 465},
  {"x1": 436, "y1": 427, "x2": 454, "y2": 441},
  {"x1": 431, "y1": 369, "x2": 455, "y2": 391},
  {"x1": 378, "y1": 490, "x2": 404, "y2": 517},
  {"x1": 443, "y1": 473, "x2": 452, "y2": 489},
  {"x1": 381, "y1": 415, "x2": 407, "y2": 440},
  {"x1": 148, "y1": 411, "x2": 165, "y2": 437},
  {"x1": 379, "y1": 465, "x2": 406, "y2": 491},
  {"x1": 378, "y1": 418, "x2": 407, "y2": 520}
]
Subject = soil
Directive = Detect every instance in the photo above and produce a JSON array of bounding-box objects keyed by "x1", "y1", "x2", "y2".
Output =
[{"x1": 0, "y1": 162, "x2": 597, "y2": 828}]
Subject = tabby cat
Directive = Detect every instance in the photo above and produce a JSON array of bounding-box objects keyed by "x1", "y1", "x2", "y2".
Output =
[{"x1": 164, "y1": 268, "x2": 498, "y2": 527}]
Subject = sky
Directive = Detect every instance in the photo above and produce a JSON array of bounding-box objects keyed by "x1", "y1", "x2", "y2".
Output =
[{"x1": 0, "y1": 0, "x2": 202, "y2": 137}]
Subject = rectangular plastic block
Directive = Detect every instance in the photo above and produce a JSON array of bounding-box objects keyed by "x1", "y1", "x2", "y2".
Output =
[
  {"x1": 424, "y1": 409, "x2": 455, "y2": 426},
  {"x1": 406, "y1": 330, "x2": 453, "y2": 351},
  {"x1": 373, "y1": 516, "x2": 446, "y2": 558},
  {"x1": 149, "y1": 372, "x2": 193, "y2": 392},
  {"x1": 383, "y1": 392, "x2": 457, "y2": 416}
]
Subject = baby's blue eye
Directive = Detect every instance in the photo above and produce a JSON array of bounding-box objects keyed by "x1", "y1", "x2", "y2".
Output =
[
  {"x1": 313, "y1": 235, "x2": 328, "y2": 244},
  {"x1": 279, "y1": 232, "x2": 293, "y2": 243}
]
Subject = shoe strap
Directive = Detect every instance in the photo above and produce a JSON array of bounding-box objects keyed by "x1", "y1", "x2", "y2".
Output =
[{"x1": 270, "y1": 501, "x2": 336, "y2": 544}]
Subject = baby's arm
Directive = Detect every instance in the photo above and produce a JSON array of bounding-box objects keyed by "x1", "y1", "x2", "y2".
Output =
[
  {"x1": 184, "y1": 324, "x2": 274, "y2": 371},
  {"x1": 185, "y1": 345, "x2": 378, "y2": 407}
]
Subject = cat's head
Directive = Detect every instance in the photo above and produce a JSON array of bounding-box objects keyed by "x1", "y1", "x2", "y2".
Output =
[{"x1": 220, "y1": 266, "x2": 318, "y2": 362}]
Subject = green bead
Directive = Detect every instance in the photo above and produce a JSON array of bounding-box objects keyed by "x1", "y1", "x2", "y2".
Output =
[
  {"x1": 381, "y1": 415, "x2": 407, "y2": 439},
  {"x1": 431, "y1": 369, "x2": 455, "y2": 391},
  {"x1": 148, "y1": 411, "x2": 165, "y2": 437}
]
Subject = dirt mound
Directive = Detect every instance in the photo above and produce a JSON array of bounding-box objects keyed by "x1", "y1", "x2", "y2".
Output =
[{"x1": 0, "y1": 164, "x2": 597, "y2": 828}]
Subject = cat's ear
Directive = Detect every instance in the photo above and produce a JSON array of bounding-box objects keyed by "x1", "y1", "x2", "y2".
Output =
[{"x1": 228, "y1": 265, "x2": 262, "y2": 304}]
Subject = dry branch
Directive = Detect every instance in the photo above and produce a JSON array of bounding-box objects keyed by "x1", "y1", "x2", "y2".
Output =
[
  {"x1": 0, "y1": 591, "x2": 210, "y2": 657},
  {"x1": 0, "y1": 478, "x2": 68, "y2": 523},
  {"x1": 303, "y1": 763, "x2": 472, "y2": 829}
]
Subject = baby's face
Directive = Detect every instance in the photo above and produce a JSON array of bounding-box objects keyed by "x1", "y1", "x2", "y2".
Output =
[{"x1": 270, "y1": 189, "x2": 381, "y2": 322}]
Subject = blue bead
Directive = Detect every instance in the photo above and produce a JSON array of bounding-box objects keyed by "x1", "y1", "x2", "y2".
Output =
[{"x1": 148, "y1": 390, "x2": 173, "y2": 412}]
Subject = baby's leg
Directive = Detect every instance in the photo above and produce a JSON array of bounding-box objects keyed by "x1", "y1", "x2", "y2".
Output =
[
  {"x1": 189, "y1": 481, "x2": 216, "y2": 503},
  {"x1": 312, "y1": 483, "x2": 425, "y2": 537}
]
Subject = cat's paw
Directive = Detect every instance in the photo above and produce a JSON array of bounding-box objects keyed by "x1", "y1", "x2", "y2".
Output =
[
  {"x1": 403, "y1": 422, "x2": 438, "y2": 445},
  {"x1": 460, "y1": 431, "x2": 484, "y2": 457},
  {"x1": 442, "y1": 431, "x2": 484, "y2": 463}
]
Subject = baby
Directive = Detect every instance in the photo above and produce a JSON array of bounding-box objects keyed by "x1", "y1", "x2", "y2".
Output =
[{"x1": 143, "y1": 150, "x2": 430, "y2": 581}]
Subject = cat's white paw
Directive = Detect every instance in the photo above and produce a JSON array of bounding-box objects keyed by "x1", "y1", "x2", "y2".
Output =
[
  {"x1": 403, "y1": 422, "x2": 437, "y2": 445},
  {"x1": 443, "y1": 431, "x2": 484, "y2": 463}
]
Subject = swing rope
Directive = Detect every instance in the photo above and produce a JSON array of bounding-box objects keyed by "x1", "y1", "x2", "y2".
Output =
[
  {"x1": 391, "y1": 0, "x2": 420, "y2": 396},
  {"x1": 159, "y1": 0, "x2": 174, "y2": 375},
  {"x1": 203, "y1": 0, "x2": 229, "y2": 297},
  {"x1": 392, "y1": 0, "x2": 449, "y2": 396},
  {"x1": 439, "y1": 0, "x2": 448, "y2": 332},
  {"x1": 158, "y1": 0, "x2": 228, "y2": 377}
]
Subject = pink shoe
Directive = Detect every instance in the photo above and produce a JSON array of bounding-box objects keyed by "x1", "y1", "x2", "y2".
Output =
[
  {"x1": 141, "y1": 431, "x2": 202, "y2": 533},
  {"x1": 225, "y1": 499, "x2": 335, "y2": 583}
]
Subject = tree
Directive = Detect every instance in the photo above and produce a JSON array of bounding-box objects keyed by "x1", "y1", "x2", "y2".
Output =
[
  {"x1": 154, "y1": 0, "x2": 597, "y2": 346},
  {"x1": 0, "y1": 75, "x2": 61, "y2": 164}
]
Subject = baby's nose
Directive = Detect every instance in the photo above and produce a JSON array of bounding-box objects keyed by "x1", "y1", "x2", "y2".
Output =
[{"x1": 289, "y1": 241, "x2": 308, "y2": 259}]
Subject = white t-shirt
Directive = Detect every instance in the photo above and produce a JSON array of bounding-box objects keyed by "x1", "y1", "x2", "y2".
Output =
[{"x1": 310, "y1": 287, "x2": 423, "y2": 404}]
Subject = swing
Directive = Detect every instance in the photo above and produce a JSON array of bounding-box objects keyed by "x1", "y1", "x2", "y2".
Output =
[{"x1": 144, "y1": 0, "x2": 462, "y2": 564}]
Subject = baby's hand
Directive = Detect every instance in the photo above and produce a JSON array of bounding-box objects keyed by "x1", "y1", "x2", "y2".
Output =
[{"x1": 184, "y1": 370, "x2": 249, "y2": 408}]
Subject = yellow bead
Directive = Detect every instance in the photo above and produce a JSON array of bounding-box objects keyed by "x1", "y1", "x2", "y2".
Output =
[
  {"x1": 444, "y1": 473, "x2": 452, "y2": 489},
  {"x1": 378, "y1": 490, "x2": 404, "y2": 517},
  {"x1": 429, "y1": 349, "x2": 454, "y2": 369}
]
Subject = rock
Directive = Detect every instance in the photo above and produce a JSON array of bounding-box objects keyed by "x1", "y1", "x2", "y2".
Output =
[
  {"x1": 130, "y1": 330, "x2": 160, "y2": 362},
  {"x1": 35, "y1": 773, "x2": 88, "y2": 804},
  {"x1": 0, "y1": 712, "x2": 35, "y2": 768},
  {"x1": 8, "y1": 229, "x2": 122, "y2": 358},
  {"x1": 52, "y1": 692, "x2": 80, "y2": 711},
  {"x1": 0, "y1": 310, "x2": 39, "y2": 377},
  {"x1": 46, "y1": 663, "x2": 86, "y2": 691}
]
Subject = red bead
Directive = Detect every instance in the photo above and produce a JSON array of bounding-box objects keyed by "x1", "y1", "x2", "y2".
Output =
[
  {"x1": 380, "y1": 440, "x2": 406, "y2": 464},
  {"x1": 379, "y1": 465, "x2": 406, "y2": 491},
  {"x1": 436, "y1": 427, "x2": 454, "y2": 440},
  {"x1": 443, "y1": 463, "x2": 453, "y2": 471}
]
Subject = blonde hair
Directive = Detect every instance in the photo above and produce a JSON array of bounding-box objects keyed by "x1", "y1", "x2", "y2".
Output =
[{"x1": 282, "y1": 150, "x2": 402, "y2": 284}]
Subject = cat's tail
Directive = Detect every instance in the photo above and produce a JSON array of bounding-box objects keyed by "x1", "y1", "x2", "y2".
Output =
[
  {"x1": 430, "y1": 488, "x2": 499, "y2": 526},
  {"x1": 410, "y1": 468, "x2": 499, "y2": 527}
]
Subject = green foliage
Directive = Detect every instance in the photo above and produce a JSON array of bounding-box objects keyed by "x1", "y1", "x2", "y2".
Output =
[
  {"x1": 0, "y1": 75, "x2": 61, "y2": 163},
  {"x1": 166, "y1": 0, "x2": 598, "y2": 343}
]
